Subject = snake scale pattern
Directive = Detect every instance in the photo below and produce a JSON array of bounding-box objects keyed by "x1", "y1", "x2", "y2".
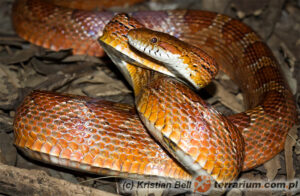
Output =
[{"x1": 12, "y1": 0, "x2": 297, "y2": 183}]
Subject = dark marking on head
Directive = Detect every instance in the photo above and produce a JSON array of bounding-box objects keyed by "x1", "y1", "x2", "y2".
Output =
[
  {"x1": 117, "y1": 21, "x2": 130, "y2": 30},
  {"x1": 201, "y1": 64, "x2": 215, "y2": 76},
  {"x1": 129, "y1": 24, "x2": 136, "y2": 28}
]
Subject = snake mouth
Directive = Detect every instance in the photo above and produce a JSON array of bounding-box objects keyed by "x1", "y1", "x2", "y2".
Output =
[
  {"x1": 98, "y1": 39, "x2": 162, "y2": 71},
  {"x1": 99, "y1": 39, "x2": 198, "y2": 90}
]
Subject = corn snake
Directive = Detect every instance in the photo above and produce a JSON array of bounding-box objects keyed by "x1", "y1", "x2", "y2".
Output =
[{"x1": 12, "y1": 0, "x2": 298, "y2": 183}]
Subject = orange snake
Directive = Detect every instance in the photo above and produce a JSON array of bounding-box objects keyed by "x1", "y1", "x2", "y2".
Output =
[{"x1": 12, "y1": 0, "x2": 297, "y2": 184}]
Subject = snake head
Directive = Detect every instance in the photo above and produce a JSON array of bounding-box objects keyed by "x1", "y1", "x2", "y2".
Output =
[{"x1": 128, "y1": 28, "x2": 218, "y2": 88}]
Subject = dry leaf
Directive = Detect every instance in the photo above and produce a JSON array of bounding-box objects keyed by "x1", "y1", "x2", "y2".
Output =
[
  {"x1": 263, "y1": 155, "x2": 281, "y2": 180},
  {"x1": 0, "y1": 47, "x2": 38, "y2": 64},
  {"x1": 212, "y1": 81, "x2": 244, "y2": 113},
  {"x1": 285, "y1": 125, "x2": 298, "y2": 181}
]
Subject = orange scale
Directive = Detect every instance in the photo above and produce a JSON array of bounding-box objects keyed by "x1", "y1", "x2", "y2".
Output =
[
  {"x1": 93, "y1": 155, "x2": 104, "y2": 167},
  {"x1": 62, "y1": 133, "x2": 73, "y2": 141},
  {"x1": 57, "y1": 139, "x2": 68, "y2": 148},
  {"x1": 82, "y1": 153, "x2": 94, "y2": 164},
  {"x1": 47, "y1": 124, "x2": 57, "y2": 130},
  {"x1": 87, "y1": 139, "x2": 95, "y2": 146},
  {"x1": 104, "y1": 158, "x2": 114, "y2": 168},
  {"x1": 203, "y1": 160, "x2": 215, "y2": 174},
  {"x1": 46, "y1": 136, "x2": 58, "y2": 146},
  {"x1": 148, "y1": 151, "x2": 156, "y2": 157},
  {"x1": 42, "y1": 104, "x2": 52, "y2": 110},
  {"x1": 126, "y1": 154, "x2": 135, "y2": 162},
  {"x1": 88, "y1": 147, "x2": 99, "y2": 156},
  {"x1": 111, "y1": 159, "x2": 121, "y2": 171},
  {"x1": 60, "y1": 36, "x2": 73, "y2": 50},
  {"x1": 52, "y1": 131, "x2": 62, "y2": 139},
  {"x1": 137, "y1": 143, "x2": 146, "y2": 150},
  {"x1": 216, "y1": 154, "x2": 225, "y2": 162},
  {"x1": 211, "y1": 166, "x2": 221, "y2": 179},
  {"x1": 110, "y1": 151, "x2": 120, "y2": 159},
  {"x1": 67, "y1": 129, "x2": 78, "y2": 135},
  {"x1": 143, "y1": 163, "x2": 153, "y2": 175},
  {"x1": 187, "y1": 147, "x2": 199, "y2": 159},
  {"x1": 149, "y1": 110, "x2": 158, "y2": 124},
  {"x1": 131, "y1": 148, "x2": 140, "y2": 156},
  {"x1": 80, "y1": 144, "x2": 90, "y2": 154},
  {"x1": 119, "y1": 153, "x2": 127, "y2": 161},
  {"x1": 168, "y1": 166, "x2": 178, "y2": 178},
  {"x1": 49, "y1": 145, "x2": 62, "y2": 156},
  {"x1": 112, "y1": 139, "x2": 120, "y2": 145},
  {"x1": 177, "y1": 140, "x2": 189, "y2": 152},
  {"x1": 130, "y1": 162, "x2": 140, "y2": 174},
  {"x1": 32, "y1": 126, "x2": 41, "y2": 133},
  {"x1": 169, "y1": 130, "x2": 180, "y2": 144},
  {"x1": 40, "y1": 142, "x2": 52, "y2": 154},
  {"x1": 137, "y1": 162, "x2": 147, "y2": 174},
  {"x1": 224, "y1": 161, "x2": 232, "y2": 169},
  {"x1": 14, "y1": 134, "x2": 21, "y2": 146},
  {"x1": 18, "y1": 135, "x2": 27, "y2": 147},
  {"x1": 74, "y1": 136, "x2": 84, "y2": 144},
  {"x1": 106, "y1": 144, "x2": 114, "y2": 151},
  {"x1": 28, "y1": 119, "x2": 37, "y2": 126},
  {"x1": 154, "y1": 115, "x2": 165, "y2": 129},
  {"x1": 29, "y1": 131, "x2": 37, "y2": 140},
  {"x1": 208, "y1": 146, "x2": 217, "y2": 155},
  {"x1": 102, "y1": 137, "x2": 111, "y2": 143},
  {"x1": 41, "y1": 128, "x2": 51, "y2": 136},
  {"x1": 60, "y1": 116, "x2": 69, "y2": 121},
  {"x1": 24, "y1": 124, "x2": 32, "y2": 132},
  {"x1": 199, "y1": 131, "x2": 209, "y2": 140},
  {"x1": 121, "y1": 161, "x2": 132, "y2": 173},
  {"x1": 23, "y1": 130, "x2": 33, "y2": 144},
  {"x1": 200, "y1": 138, "x2": 210, "y2": 147},
  {"x1": 70, "y1": 151, "x2": 83, "y2": 161},
  {"x1": 216, "y1": 169, "x2": 228, "y2": 182},
  {"x1": 134, "y1": 155, "x2": 144, "y2": 163},
  {"x1": 64, "y1": 122, "x2": 74, "y2": 128},
  {"x1": 37, "y1": 134, "x2": 46, "y2": 142},
  {"x1": 100, "y1": 150, "x2": 109, "y2": 158},
  {"x1": 190, "y1": 123, "x2": 196, "y2": 130},
  {"x1": 181, "y1": 123, "x2": 189, "y2": 130},
  {"x1": 89, "y1": 128, "x2": 98, "y2": 134},
  {"x1": 68, "y1": 142, "x2": 79, "y2": 151},
  {"x1": 57, "y1": 126, "x2": 67, "y2": 134},
  {"x1": 49, "y1": 114, "x2": 59, "y2": 119},
  {"x1": 172, "y1": 123, "x2": 181, "y2": 131},
  {"x1": 162, "y1": 164, "x2": 172, "y2": 176},
  {"x1": 43, "y1": 118, "x2": 53, "y2": 124},
  {"x1": 189, "y1": 139, "x2": 201, "y2": 147},
  {"x1": 196, "y1": 151, "x2": 208, "y2": 163},
  {"x1": 97, "y1": 142, "x2": 105, "y2": 149},
  {"x1": 37, "y1": 121, "x2": 46, "y2": 128}
]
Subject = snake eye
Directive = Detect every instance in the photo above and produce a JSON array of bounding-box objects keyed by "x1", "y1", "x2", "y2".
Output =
[{"x1": 150, "y1": 37, "x2": 157, "y2": 43}]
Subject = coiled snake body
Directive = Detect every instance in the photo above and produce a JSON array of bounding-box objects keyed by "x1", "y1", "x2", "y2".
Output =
[{"x1": 13, "y1": 0, "x2": 297, "y2": 183}]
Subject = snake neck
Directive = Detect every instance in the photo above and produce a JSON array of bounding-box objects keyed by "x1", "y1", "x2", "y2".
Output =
[
  {"x1": 99, "y1": 38, "x2": 157, "y2": 97},
  {"x1": 126, "y1": 65, "x2": 155, "y2": 97}
]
